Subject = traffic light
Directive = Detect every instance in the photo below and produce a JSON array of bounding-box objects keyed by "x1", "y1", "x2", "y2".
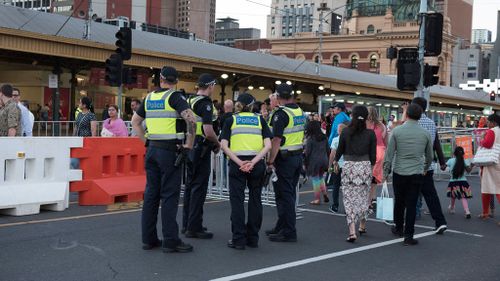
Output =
[
  {"x1": 122, "y1": 68, "x2": 138, "y2": 85},
  {"x1": 105, "y1": 53, "x2": 123, "y2": 86},
  {"x1": 115, "y1": 27, "x2": 132, "y2": 60},
  {"x1": 491, "y1": 91, "x2": 496, "y2": 101},
  {"x1": 397, "y1": 48, "x2": 420, "y2": 91},
  {"x1": 386, "y1": 46, "x2": 397, "y2": 60},
  {"x1": 424, "y1": 13, "x2": 443, "y2": 57},
  {"x1": 423, "y1": 64, "x2": 440, "y2": 87}
]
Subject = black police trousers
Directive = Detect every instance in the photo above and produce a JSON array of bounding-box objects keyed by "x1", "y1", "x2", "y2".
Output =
[
  {"x1": 142, "y1": 146, "x2": 182, "y2": 248},
  {"x1": 228, "y1": 159, "x2": 266, "y2": 246},
  {"x1": 272, "y1": 154, "x2": 302, "y2": 238},
  {"x1": 183, "y1": 137, "x2": 212, "y2": 232}
]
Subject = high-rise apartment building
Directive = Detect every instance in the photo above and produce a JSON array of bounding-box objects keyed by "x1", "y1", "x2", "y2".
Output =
[
  {"x1": 266, "y1": 0, "x2": 346, "y2": 39},
  {"x1": 3, "y1": 0, "x2": 216, "y2": 42},
  {"x1": 472, "y1": 29, "x2": 493, "y2": 44}
]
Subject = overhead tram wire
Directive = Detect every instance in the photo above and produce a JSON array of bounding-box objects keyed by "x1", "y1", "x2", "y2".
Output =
[{"x1": 54, "y1": 0, "x2": 86, "y2": 36}]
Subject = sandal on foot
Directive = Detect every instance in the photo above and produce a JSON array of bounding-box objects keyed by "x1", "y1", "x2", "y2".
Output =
[
  {"x1": 358, "y1": 228, "x2": 367, "y2": 235},
  {"x1": 346, "y1": 234, "x2": 357, "y2": 243},
  {"x1": 309, "y1": 200, "x2": 320, "y2": 205},
  {"x1": 323, "y1": 195, "x2": 330, "y2": 203}
]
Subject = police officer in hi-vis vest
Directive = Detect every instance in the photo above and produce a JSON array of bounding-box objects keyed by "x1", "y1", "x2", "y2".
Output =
[
  {"x1": 182, "y1": 73, "x2": 220, "y2": 239},
  {"x1": 266, "y1": 84, "x2": 305, "y2": 242},
  {"x1": 131, "y1": 66, "x2": 197, "y2": 253},
  {"x1": 220, "y1": 93, "x2": 272, "y2": 250}
]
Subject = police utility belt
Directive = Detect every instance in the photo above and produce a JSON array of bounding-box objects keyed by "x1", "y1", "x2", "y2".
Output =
[{"x1": 279, "y1": 148, "x2": 303, "y2": 159}]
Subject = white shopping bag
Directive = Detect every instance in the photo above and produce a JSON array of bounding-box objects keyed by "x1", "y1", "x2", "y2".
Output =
[{"x1": 376, "y1": 181, "x2": 394, "y2": 221}]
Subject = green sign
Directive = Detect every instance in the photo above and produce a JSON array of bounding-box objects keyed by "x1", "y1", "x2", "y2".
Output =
[{"x1": 442, "y1": 143, "x2": 452, "y2": 158}]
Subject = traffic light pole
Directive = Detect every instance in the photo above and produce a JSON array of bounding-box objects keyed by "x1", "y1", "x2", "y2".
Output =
[
  {"x1": 415, "y1": 0, "x2": 427, "y2": 99},
  {"x1": 118, "y1": 84, "x2": 123, "y2": 117}
]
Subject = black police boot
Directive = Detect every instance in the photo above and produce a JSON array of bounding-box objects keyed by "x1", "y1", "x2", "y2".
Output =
[
  {"x1": 142, "y1": 239, "x2": 162, "y2": 250},
  {"x1": 268, "y1": 233, "x2": 297, "y2": 242},
  {"x1": 265, "y1": 228, "x2": 279, "y2": 236},
  {"x1": 162, "y1": 241, "x2": 193, "y2": 253},
  {"x1": 403, "y1": 237, "x2": 419, "y2": 246},
  {"x1": 185, "y1": 230, "x2": 214, "y2": 239},
  {"x1": 227, "y1": 240, "x2": 245, "y2": 250}
]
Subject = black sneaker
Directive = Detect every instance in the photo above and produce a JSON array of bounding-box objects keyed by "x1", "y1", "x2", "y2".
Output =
[
  {"x1": 265, "y1": 228, "x2": 279, "y2": 236},
  {"x1": 142, "y1": 239, "x2": 162, "y2": 250},
  {"x1": 328, "y1": 205, "x2": 338, "y2": 214},
  {"x1": 268, "y1": 233, "x2": 297, "y2": 242},
  {"x1": 403, "y1": 238, "x2": 419, "y2": 246},
  {"x1": 162, "y1": 242, "x2": 193, "y2": 253},
  {"x1": 435, "y1": 225, "x2": 447, "y2": 235},
  {"x1": 227, "y1": 240, "x2": 245, "y2": 250},
  {"x1": 185, "y1": 230, "x2": 214, "y2": 239},
  {"x1": 391, "y1": 226, "x2": 403, "y2": 237}
]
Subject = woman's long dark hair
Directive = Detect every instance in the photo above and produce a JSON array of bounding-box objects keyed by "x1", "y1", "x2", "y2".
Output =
[
  {"x1": 80, "y1": 97, "x2": 94, "y2": 113},
  {"x1": 452, "y1": 146, "x2": 466, "y2": 179},
  {"x1": 348, "y1": 105, "x2": 368, "y2": 136},
  {"x1": 306, "y1": 120, "x2": 326, "y2": 142}
]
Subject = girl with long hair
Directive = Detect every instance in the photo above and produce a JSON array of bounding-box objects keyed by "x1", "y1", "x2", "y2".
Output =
[
  {"x1": 333, "y1": 105, "x2": 376, "y2": 242},
  {"x1": 445, "y1": 146, "x2": 473, "y2": 219},
  {"x1": 366, "y1": 106, "x2": 388, "y2": 212},
  {"x1": 304, "y1": 120, "x2": 329, "y2": 205}
]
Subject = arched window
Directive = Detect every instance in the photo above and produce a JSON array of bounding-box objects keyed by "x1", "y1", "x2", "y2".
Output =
[
  {"x1": 351, "y1": 55, "x2": 358, "y2": 69},
  {"x1": 332, "y1": 55, "x2": 340, "y2": 67},
  {"x1": 367, "y1": 25, "x2": 375, "y2": 34},
  {"x1": 370, "y1": 54, "x2": 378, "y2": 68},
  {"x1": 296, "y1": 54, "x2": 305, "y2": 60}
]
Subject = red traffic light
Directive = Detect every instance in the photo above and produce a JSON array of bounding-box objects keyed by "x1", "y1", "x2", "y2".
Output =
[{"x1": 491, "y1": 91, "x2": 496, "y2": 101}]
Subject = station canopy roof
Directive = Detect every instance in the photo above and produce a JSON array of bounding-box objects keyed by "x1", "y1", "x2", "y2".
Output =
[{"x1": 0, "y1": 4, "x2": 497, "y2": 107}]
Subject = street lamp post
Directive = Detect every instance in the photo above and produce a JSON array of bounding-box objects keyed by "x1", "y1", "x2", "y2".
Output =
[{"x1": 219, "y1": 73, "x2": 229, "y2": 101}]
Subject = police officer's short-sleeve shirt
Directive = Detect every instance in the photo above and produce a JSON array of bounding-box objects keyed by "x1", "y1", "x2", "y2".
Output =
[
  {"x1": 136, "y1": 89, "x2": 189, "y2": 118},
  {"x1": 271, "y1": 104, "x2": 299, "y2": 138},
  {"x1": 192, "y1": 97, "x2": 213, "y2": 125},
  {"x1": 220, "y1": 115, "x2": 273, "y2": 141}
]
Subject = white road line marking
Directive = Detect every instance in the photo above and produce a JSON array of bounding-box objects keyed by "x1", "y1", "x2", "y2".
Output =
[
  {"x1": 210, "y1": 231, "x2": 436, "y2": 281},
  {"x1": 299, "y1": 208, "x2": 484, "y2": 238}
]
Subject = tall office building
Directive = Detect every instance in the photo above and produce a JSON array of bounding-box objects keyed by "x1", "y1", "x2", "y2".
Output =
[
  {"x1": 266, "y1": 0, "x2": 346, "y2": 39},
  {"x1": 472, "y1": 29, "x2": 493, "y2": 44},
  {"x1": 490, "y1": 11, "x2": 500, "y2": 80},
  {"x1": 3, "y1": 0, "x2": 216, "y2": 42},
  {"x1": 215, "y1": 17, "x2": 260, "y2": 47}
]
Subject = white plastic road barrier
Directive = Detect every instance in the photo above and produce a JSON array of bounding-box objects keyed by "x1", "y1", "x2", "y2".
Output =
[{"x1": 0, "y1": 137, "x2": 83, "y2": 216}]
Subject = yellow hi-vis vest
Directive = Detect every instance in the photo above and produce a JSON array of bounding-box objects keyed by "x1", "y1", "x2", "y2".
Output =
[
  {"x1": 188, "y1": 95, "x2": 217, "y2": 136},
  {"x1": 280, "y1": 106, "x2": 305, "y2": 151},
  {"x1": 230, "y1": 112, "x2": 264, "y2": 156},
  {"x1": 75, "y1": 107, "x2": 82, "y2": 120},
  {"x1": 144, "y1": 89, "x2": 184, "y2": 140}
]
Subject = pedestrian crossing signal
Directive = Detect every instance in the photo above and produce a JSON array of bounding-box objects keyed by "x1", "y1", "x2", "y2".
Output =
[{"x1": 491, "y1": 91, "x2": 496, "y2": 101}]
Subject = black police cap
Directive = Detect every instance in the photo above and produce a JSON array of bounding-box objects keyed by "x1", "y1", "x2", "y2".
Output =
[
  {"x1": 276, "y1": 84, "x2": 293, "y2": 98},
  {"x1": 197, "y1": 73, "x2": 216, "y2": 87},
  {"x1": 236, "y1": 93, "x2": 256, "y2": 106},
  {"x1": 160, "y1": 66, "x2": 178, "y2": 83}
]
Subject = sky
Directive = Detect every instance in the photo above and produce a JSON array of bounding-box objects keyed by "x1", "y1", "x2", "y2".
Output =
[{"x1": 216, "y1": 0, "x2": 500, "y2": 41}]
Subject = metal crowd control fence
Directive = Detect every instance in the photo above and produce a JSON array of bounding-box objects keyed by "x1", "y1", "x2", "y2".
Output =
[
  {"x1": 204, "y1": 152, "x2": 304, "y2": 219},
  {"x1": 33, "y1": 121, "x2": 133, "y2": 137},
  {"x1": 435, "y1": 127, "x2": 487, "y2": 180}
]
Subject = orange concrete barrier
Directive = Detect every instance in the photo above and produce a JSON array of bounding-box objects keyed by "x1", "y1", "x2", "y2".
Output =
[{"x1": 70, "y1": 137, "x2": 146, "y2": 205}]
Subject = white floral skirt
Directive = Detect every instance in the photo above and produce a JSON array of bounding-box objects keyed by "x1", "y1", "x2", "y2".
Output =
[{"x1": 341, "y1": 161, "x2": 372, "y2": 225}]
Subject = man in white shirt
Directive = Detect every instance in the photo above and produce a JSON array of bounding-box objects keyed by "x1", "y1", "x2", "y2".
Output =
[{"x1": 13, "y1": 88, "x2": 34, "y2": 136}]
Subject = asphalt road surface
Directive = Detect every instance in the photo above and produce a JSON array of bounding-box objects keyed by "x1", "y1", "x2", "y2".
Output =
[{"x1": 1, "y1": 176, "x2": 499, "y2": 281}]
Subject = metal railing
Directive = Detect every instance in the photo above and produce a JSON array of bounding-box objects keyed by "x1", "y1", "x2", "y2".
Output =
[{"x1": 32, "y1": 121, "x2": 133, "y2": 137}]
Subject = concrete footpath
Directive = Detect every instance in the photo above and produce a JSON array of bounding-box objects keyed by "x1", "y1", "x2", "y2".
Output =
[{"x1": 0, "y1": 177, "x2": 499, "y2": 281}]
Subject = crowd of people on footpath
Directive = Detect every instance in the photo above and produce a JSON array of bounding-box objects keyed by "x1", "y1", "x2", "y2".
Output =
[{"x1": 2, "y1": 66, "x2": 500, "y2": 252}]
